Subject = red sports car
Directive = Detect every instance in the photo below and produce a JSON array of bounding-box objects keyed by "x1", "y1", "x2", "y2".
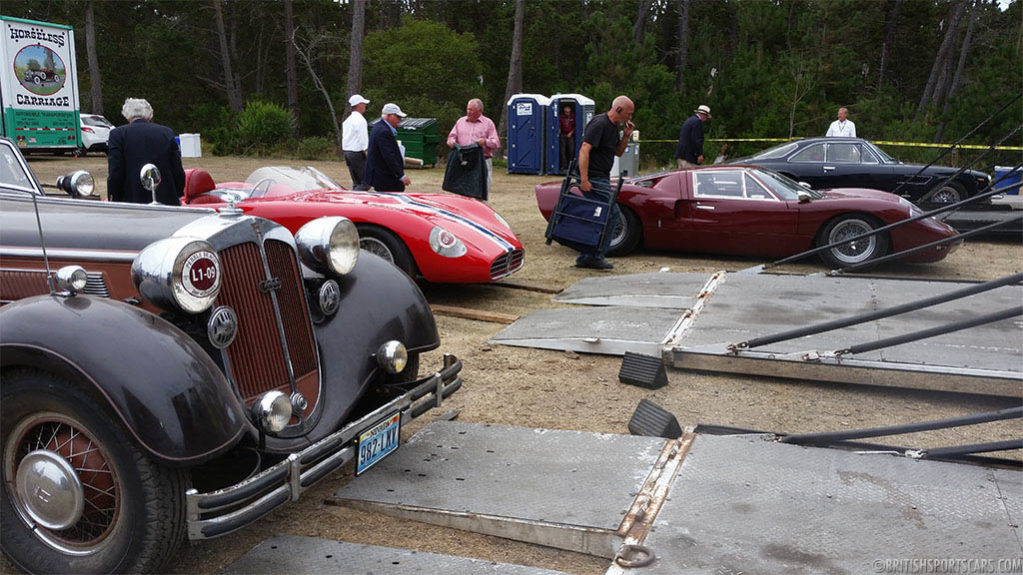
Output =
[
  {"x1": 182, "y1": 166, "x2": 524, "y2": 283},
  {"x1": 536, "y1": 166, "x2": 961, "y2": 268}
]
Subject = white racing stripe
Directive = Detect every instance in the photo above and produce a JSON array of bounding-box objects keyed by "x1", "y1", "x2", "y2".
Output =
[{"x1": 358, "y1": 191, "x2": 515, "y2": 252}]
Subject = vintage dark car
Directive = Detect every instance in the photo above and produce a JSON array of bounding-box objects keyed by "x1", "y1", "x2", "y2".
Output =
[
  {"x1": 536, "y1": 166, "x2": 962, "y2": 268},
  {"x1": 731, "y1": 137, "x2": 991, "y2": 204},
  {"x1": 0, "y1": 137, "x2": 461, "y2": 573}
]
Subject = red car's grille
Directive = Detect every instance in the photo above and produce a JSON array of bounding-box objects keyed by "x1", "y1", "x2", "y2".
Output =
[
  {"x1": 216, "y1": 242, "x2": 318, "y2": 402},
  {"x1": 490, "y1": 249, "x2": 525, "y2": 280}
]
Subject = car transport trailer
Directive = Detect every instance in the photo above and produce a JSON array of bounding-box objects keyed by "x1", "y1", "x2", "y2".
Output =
[
  {"x1": 215, "y1": 419, "x2": 1023, "y2": 574},
  {"x1": 491, "y1": 272, "x2": 1023, "y2": 398}
]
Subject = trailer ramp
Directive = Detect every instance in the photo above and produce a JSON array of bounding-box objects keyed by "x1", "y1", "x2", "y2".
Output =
[{"x1": 327, "y1": 421, "x2": 1020, "y2": 575}]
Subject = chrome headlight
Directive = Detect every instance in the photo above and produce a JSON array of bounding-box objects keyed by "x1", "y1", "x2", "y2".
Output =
[
  {"x1": 493, "y1": 211, "x2": 511, "y2": 230},
  {"x1": 55, "y1": 265, "x2": 88, "y2": 294},
  {"x1": 252, "y1": 391, "x2": 292, "y2": 433},
  {"x1": 376, "y1": 340, "x2": 407, "y2": 374},
  {"x1": 429, "y1": 226, "x2": 467, "y2": 258},
  {"x1": 56, "y1": 171, "x2": 95, "y2": 197},
  {"x1": 296, "y1": 217, "x2": 359, "y2": 275},
  {"x1": 131, "y1": 238, "x2": 222, "y2": 314}
]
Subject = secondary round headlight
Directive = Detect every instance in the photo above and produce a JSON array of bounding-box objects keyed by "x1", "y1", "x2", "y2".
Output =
[
  {"x1": 55, "y1": 265, "x2": 88, "y2": 294},
  {"x1": 56, "y1": 170, "x2": 95, "y2": 197},
  {"x1": 376, "y1": 340, "x2": 407, "y2": 374},
  {"x1": 132, "y1": 238, "x2": 222, "y2": 314},
  {"x1": 252, "y1": 391, "x2": 292, "y2": 433},
  {"x1": 429, "y1": 226, "x2": 467, "y2": 258},
  {"x1": 296, "y1": 217, "x2": 359, "y2": 275}
]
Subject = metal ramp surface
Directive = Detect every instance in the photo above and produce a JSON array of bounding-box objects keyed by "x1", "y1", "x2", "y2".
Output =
[
  {"x1": 327, "y1": 422, "x2": 1021, "y2": 575},
  {"x1": 494, "y1": 272, "x2": 1023, "y2": 396},
  {"x1": 331, "y1": 420, "x2": 670, "y2": 559},
  {"x1": 221, "y1": 533, "x2": 568, "y2": 574}
]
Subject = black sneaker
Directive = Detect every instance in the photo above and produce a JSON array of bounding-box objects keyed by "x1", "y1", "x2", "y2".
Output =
[{"x1": 576, "y1": 257, "x2": 614, "y2": 270}]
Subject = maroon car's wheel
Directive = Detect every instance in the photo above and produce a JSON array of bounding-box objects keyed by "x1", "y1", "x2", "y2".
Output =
[
  {"x1": 1, "y1": 370, "x2": 186, "y2": 574},
  {"x1": 357, "y1": 224, "x2": 416, "y2": 278},
  {"x1": 607, "y1": 206, "x2": 642, "y2": 257},
  {"x1": 818, "y1": 214, "x2": 889, "y2": 269}
]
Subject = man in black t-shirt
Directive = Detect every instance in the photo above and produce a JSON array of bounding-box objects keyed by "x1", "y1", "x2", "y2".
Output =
[{"x1": 575, "y1": 95, "x2": 636, "y2": 270}]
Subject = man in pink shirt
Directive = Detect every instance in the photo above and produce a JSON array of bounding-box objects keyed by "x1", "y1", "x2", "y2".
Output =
[{"x1": 447, "y1": 98, "x2": 500, "y2": 193}]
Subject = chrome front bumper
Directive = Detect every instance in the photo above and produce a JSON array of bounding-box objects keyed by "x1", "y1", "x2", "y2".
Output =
[{"x1": 185, "y1": 354, "x2": 462, "y2": 540}]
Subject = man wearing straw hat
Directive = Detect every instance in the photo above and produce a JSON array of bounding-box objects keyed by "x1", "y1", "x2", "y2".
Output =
[{"x1": 675, "y1": 104, "x2": 712, "y2": 169}]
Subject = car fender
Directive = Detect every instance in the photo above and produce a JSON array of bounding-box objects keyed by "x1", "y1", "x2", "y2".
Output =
[
  {"x1": 299, "y1": 251, "x2": 440, "y2": 441},
  {"x1": 0, "y1": 295, "x2": 249, "y2": 465}
]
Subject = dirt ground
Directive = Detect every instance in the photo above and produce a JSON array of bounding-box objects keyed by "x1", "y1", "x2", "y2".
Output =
[{"x1": 18, "y1": 154, "x2": 1023, "y2": 574}]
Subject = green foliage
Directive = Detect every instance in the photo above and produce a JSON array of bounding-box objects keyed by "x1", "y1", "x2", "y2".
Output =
[
  {"x1": 363, "y1": 19, "x2": 482, "y2": 139},
  {"x1": 297, "y1": 136, "x2": 336, "y2": 160},
  {"x1": 236, "y1": 101, "x2": 296, "y2": 152}
]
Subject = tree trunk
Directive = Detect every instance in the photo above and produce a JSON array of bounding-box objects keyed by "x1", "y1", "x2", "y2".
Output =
[
  {"x1": 84, "y1": 0, "x2": 102, "y2": 115},
  {"x1": 346, "y1": 0, "x2": 366, "y2": 122},
  {"x1": 935, "y1": 0, "x2": 976, "y2": 142},
  {"x1": 213, "y1": 0, "x2": 243, "y2": 112},
  {"x1": 294, "y1": 36, "x2": 343, "y2": 154},
  {"x1": 284, "y1": 0, "x2": 299, "y2": 135},
  {"x1": 497, "y1": 0, "x2": 525, "y2": 152},
  {"x1": 930, "y1": 0, "x2": 967, "y2": 110},
  {"x1": 877, "y1": 0, "x2": 901, "y2": 90},
  {"x1": 916, "y1": 0, "x2": 965, "y2": 120},
  {"x1": 675, "y1": 0, "x2": 690, "y2": 92},
  {"x1": 633, "y1": 0, "x2": 653, "y2": 43}
]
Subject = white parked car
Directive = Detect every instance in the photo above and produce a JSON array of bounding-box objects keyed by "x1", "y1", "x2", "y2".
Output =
[{"x1": 79, "y1": 113, "x2": 114, "y2": 154}]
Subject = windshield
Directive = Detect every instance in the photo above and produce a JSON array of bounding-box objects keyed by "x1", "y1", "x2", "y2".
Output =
[
  {"x1": 751, "y1": 142, "x2": 798, "y2": 160},
  {"x1": 865, "y1": 141, "x2": 896, "y2": 164},
  {"x1": 754, "y1": 168, "x2": 823, "y2": 201},
  {"x1": 245, "y1": 166, "x2": 340, "y2": 193},
  {"x1": 0, "y1": 143, "x2": 38, "y2": 193}
]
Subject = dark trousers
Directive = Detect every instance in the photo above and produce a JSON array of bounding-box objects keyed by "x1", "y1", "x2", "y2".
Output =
[
  {"x1": 344, "y1": 151, "x2": 367, "y2": 190},
  {"x1": 559, "y1": 134, "x2": 574, "y2": 173},
  {"x1": 575, "y1": 177, "x2": 620, "y2": 263}
]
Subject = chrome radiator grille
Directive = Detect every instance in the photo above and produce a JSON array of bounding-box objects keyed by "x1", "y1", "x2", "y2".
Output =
[
  {"x1": 489, "y1": 249, "x2": 525, "y2": 280},
  {"x1": 215, "y1": 241, "x2": 317, "y2": 401}
]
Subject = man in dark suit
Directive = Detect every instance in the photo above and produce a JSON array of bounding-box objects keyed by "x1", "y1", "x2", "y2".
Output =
[
  {"x1": 674, "y1": 104, "x2": 711, "y2": 170},
  {"x1": 107, "y1": 98, "x2": 185, "y2": 205},
  {"x1": 364, "y1": 103, "x2": 411, "y2": 192}
]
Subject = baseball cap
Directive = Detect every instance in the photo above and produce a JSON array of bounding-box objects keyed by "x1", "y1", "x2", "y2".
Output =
[
  {"x1": 348, "y1": 94, "x2": 370, "y2": 106},
  {"x1": 381, "y1": 103, "x2": 407, "y2": 117}
]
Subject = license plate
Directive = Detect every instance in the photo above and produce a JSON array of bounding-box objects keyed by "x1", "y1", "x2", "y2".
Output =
[{"x1": 356, "y1": 412, "x2": 401, "y2": 475}]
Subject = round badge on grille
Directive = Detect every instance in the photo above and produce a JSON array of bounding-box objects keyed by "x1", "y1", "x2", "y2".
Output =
[
  {"x1": 207, "y1": 306, "x2": 239, "y2": 349},
  {"x1": 181, "y1": 250, "x2": 220, "y2": 299},
  {"x1": 318, "y1": 280, "x2": 341, "y2": 316}
]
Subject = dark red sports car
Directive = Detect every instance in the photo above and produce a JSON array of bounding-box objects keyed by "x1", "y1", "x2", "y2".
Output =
[{"x1": 536, "y1": 166, "x2": 961, "y2": 268}]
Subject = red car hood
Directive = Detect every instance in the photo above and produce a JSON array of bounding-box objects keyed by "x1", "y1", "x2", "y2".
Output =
[{"x1": 288, "y1": 189, "x2": 520, "y2": 247}]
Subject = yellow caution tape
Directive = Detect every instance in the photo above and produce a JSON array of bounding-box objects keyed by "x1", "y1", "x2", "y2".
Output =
[{"x1": 636, "y1": 137, "x2": 1022, "y2": 151}]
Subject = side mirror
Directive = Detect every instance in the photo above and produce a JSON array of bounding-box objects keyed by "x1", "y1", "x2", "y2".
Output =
[
  {"x1": 140, "y1": 164, "x2": 162, "y2": 204},
  {"x1": 797, "y1": 190, "x2": 812, "y2": 203},
  {"x1": 55, "y1": 170, "x2": 95, "y2": 198}
]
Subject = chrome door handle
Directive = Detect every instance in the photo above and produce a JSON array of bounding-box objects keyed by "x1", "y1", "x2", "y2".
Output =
[
  {"x1": 823, "y1": 166, "x2": 836, "y2": 171},
  {"x1": 696, "y1": 204, "x2": 715, "y2": 211}
]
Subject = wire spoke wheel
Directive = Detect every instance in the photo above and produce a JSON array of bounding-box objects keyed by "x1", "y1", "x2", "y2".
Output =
[
  {"x1": 360, "y1": 236, "x2": 395, "y2": 263},
  {"x1": 5, "y1": 413, "x2": 120, "y2": 554}
]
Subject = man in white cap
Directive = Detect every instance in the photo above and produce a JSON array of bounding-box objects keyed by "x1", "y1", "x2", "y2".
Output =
[
  {"x1": 675, "y1": 104, "x2": 712, "y2": 169},
  {"x1": 364, "y1": 103, "x2": 411, "y2": 192},
  {"x1": 342, "y1": 94, "x2": 371, "y2": 190}
]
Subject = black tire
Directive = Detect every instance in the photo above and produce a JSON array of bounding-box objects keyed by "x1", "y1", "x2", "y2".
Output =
[
  {"x1": 1, "y1": 370, "x2": 187, "y2": 574},
  {"x1": 817, "y1": 214, "x2": 889, "y2": 269},
  {"x1": 607, "y1": 206, "x2": 642, "y2": 257},
  {"x1": 929, "y1": 181, "x2": 965, "y2": 204},
  {"x1": 357, "y1": 225, "x2": 416, "y2": 277}
]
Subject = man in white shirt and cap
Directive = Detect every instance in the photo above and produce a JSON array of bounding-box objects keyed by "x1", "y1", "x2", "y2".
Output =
[
  {"x1": 342, "y1": 94, "x2": 371, "y2": 190},
  {"x1": 825, "y1": 107, "x2": 856, "y2": 138}
]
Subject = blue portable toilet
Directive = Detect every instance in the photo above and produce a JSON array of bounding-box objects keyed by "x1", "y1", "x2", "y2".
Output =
[
  {"x1": 546, "y1": 93, "x2": 595, "y2": 175},
  {"x1": 506, "y1": 93, "x2": 550, "y2": 174}
]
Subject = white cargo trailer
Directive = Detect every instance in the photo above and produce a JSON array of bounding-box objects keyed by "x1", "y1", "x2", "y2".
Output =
[{"x1": 0, "y1": 15, "x2": 81, "y2": 153}]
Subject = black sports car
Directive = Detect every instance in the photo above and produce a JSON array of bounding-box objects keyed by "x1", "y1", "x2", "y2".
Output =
[{"x1": 732, "y1": 137, "x2": 991, "y2": 204}]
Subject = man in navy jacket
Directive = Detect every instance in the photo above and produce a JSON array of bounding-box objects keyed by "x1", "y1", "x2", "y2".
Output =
[
  {"x1": 364, "y1": 103, "x2": 411, "y2": 192},
  {"x1": 107, "y1": 98, "x2": 185, "y2": 205},
  {"x1": 674, "y1": 104, "x2": 711, "y2": 169}
]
